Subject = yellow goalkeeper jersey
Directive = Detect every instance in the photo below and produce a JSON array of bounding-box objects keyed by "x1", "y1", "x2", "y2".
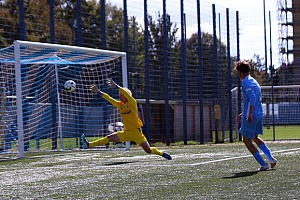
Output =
[{"x1": 101, "y1": 87, "x2": 143, "y2": 131}]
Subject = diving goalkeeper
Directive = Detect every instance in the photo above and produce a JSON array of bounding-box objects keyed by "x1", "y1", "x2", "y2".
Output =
[{"x1": 81, "y1": 78, "x2": 172, "y2": 160}]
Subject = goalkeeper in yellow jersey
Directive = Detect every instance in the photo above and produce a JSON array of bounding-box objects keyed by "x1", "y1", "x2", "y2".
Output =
[{"x1": 81, "y1": 78, "x2": 172, "y2": 160}]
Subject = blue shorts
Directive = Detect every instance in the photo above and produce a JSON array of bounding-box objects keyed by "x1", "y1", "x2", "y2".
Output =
[{"x1": 239, "y1": 116, "x2": 263, "y2": 139}]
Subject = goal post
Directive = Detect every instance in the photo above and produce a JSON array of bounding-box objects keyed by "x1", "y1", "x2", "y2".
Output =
[{"x1": 1, "y1": 40, "x2": 129, "y2": 158}]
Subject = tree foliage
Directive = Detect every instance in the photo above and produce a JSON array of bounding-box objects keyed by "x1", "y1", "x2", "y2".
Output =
[
  {"x1": 0, "y1": 0, "x2": 237, "y2": 101},
  {"x1": 0, "y1": 0, "x2": 19, "y2": 46},
  {"x1": 245, "y1": 54, "x2": 266, "y2": 85}
]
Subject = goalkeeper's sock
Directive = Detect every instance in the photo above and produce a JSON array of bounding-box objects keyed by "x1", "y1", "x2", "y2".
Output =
[
  {"x1": 258, "y1": 143, "x2": 274, "y2": 162},
  {"x1": 253, "y1": 151, "x2": 267, "y2": 166},
  {"x1": 89, "y1": 137, "x2": 109, "y2": 148},
  {"x1": 151, "y1": 147, "x2": 163, "y2": 156}
]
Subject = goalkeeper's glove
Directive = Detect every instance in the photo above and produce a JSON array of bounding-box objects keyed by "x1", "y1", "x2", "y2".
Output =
[
  {"x1": 90, "y1": 85, "x2": 103, "y2": 95},
  {"x1": 107, "y1": 78, "x2": 119, "y2": 89}
]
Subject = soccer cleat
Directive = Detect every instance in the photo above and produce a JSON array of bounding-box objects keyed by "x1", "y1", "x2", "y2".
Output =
[
  {"x1": 258, "y1": 164, "x2": 269, "y2": 171},
  {"x1": 80, "y1": 134, "x2": 89, "y2": 149},
  {"x1": 270, "y1": 158, "x2": 277, "y2": 168},
  {"x1": 162, "y1": 152, "x2": 172, "y2": 160}
]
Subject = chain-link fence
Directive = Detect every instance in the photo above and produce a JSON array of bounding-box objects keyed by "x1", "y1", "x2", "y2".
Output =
[{"x1": 0, "y1": 0, "x2": 299, "y2": 148}]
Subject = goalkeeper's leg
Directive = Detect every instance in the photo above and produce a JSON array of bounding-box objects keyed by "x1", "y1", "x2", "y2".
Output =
[
  {"x1": 140, "y1": 141, "x2": 172, "y2": 160},
  {"x1": 89, "y1": 137, "x2": 109, "y2": 147},
  {"x1": 82, "y1": 133, "x2": 120, "y2": 148}
]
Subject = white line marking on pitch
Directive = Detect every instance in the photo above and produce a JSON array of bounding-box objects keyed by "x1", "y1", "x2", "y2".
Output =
[{"x1": 189, "y1": 147, "x2": 300, "y2": 166}]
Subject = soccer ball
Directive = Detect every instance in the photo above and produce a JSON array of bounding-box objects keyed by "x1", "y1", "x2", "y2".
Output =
[{"x1": 64, "y1": 80, "x2": 76, "y2": 92}]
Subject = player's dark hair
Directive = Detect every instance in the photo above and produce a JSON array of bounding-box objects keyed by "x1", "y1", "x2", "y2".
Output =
[{"x1": 235, "y1": 60, "x2": 251, "y2": 73}]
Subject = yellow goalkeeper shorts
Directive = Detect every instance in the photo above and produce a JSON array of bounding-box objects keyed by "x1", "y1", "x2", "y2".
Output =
[{"x1": 116, "y1": 128, "x2": 147, "y2": 145}]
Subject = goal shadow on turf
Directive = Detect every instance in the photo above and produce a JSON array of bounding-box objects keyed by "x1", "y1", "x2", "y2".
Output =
[{"x1": 222, "y1": 171, "x2": 259, "y2": 179}]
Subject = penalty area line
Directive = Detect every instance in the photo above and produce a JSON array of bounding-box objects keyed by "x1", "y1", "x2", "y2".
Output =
[{"x1": 189, "y1": 147, "x2": 300, "y2": 166}]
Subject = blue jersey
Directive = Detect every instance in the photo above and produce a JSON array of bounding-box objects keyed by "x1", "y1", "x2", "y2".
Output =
[{"x1": 241, "y1": 75, "x2": 264, "y2": 118}]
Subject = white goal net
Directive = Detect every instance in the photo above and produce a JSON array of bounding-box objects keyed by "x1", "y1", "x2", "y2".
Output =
[
  {"x1": 231, "y1": 84, "x2": 300, "y2": 140},
  {"x1": 261, "y1": 85, "x2": 300, "y2": 123},
  {"x1": 0, "y1": 40, "x2": 128, "y2": 158}
]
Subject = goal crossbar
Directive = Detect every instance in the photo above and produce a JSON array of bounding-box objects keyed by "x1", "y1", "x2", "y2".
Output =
[{"x1": 14, "y1": 40, "x2": 126, "y2": 57}]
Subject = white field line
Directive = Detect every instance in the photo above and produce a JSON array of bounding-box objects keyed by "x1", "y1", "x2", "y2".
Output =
[{"x1": 188, "y1": 147, "x2": 300, "y2": 166}]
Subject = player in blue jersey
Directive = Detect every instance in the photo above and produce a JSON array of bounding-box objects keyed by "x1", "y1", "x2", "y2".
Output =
[{"x1": 235, "y1": 60, "x2": 277, "y2": 171}]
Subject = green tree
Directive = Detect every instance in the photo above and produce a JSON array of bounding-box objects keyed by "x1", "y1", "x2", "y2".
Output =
[
  {"x1": 245, "y1": 54, "x2": 266, "y2": 86},
  {"x1": 173, "y1": 31, "x2": 229, "y2": 101},
  {"x1": 144, "y1": 12, "x2": 178, "y2": 99},
  {"x1": 25, "y1": 0, "x2": 52, "y2": 43},
  {"x1": 0, "y1": 0, "x2": 19, "y2": 47},
  {"x1": 105, "y1": 2, "x2": 126, "y2": 51},
  {"x1": 54, "y1": 0, "x2": 83, "y2": 45},
  {"x1": 0, "y1": 0, "x2": 73, "y2": 46}
]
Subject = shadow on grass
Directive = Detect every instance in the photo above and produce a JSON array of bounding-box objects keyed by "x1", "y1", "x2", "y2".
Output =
[
  {"x1": 104, "y1": 161, "x2": 136, "y2": 166},
  {"x1": 222, "y1": 171, "x2": 259, "y2": 179}
]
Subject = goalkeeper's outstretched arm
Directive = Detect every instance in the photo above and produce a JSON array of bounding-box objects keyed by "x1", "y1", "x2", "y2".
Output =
[
  {"x1": 107, "y1": 78, "x2": 133, "y2": 101},
  {"x1": 91, "y1": 84, "x2": 120, "y2": 107}
]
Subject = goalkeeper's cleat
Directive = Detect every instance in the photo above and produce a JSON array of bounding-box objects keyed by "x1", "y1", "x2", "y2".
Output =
[
  {"x1": 81, "y1": 134, "x2": 89, "y2": 149},
  {"x1": 258, "y1": 164, "x2": 269, "y2": 171},
  {"x1": 162, "y1": 152, "x2": 172, "y2": 160},
  {"x1": 270, "y1": 158, "x2": 277, "y2": 168}
]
